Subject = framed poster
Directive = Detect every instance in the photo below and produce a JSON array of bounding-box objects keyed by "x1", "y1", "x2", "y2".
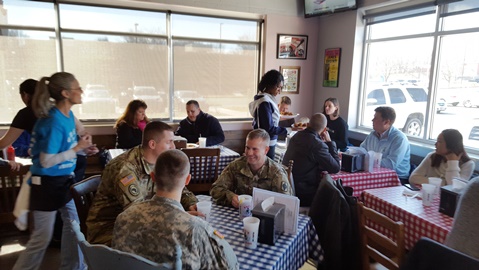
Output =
[
  {"x1": 323, "y1": 48, "x2": 341, "y2": 87},
  {"x1": 280, "y1": 66, "x2": 301, "y2": 94},
  {"x1": 277, "y1": 34, "x2": 308, "y2": 59}
]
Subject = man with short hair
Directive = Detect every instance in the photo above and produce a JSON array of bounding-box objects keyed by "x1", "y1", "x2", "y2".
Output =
[
  {"x1": 282, "y1": 113, "x2": 340, "y2": 206},
  {"x1": 360, "y1": 106, "x2": 411, "y2": 180},
  {"x1": 87, "y1": 121, "x2": 198, "y2": 246},
  {"x1": 175, "y1": 100, "x2": 225, "y2": 146},
  {"x1": 210, "y1": 129, "x2": 292, "y2": 208},
  {"x1": 112, "y1": 150, "x2": 238, "y2": 269}
]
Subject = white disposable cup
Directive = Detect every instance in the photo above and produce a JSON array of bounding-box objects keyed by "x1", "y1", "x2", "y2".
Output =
[
  {"x1": 373, "y1": 152, "x2": 382, "y2": 169},
  {"x1": 421, "y1": 183, "x2": 436, "y2": 206},
  {"x1": 199, "y1": 137, "x2": 207, "y2": 148},
  {"x1": 243, "y1": 217, "x2": 260, "y2": 249},
  {"x1": 196, "y1": 201, "x2": 212, "y2": 222},
  {"x1": 238, "y1": 195, "x2": 253, "y2": 219},
  {"x1": 428, "y1": 177, "x2": 442, "y2": 196}
]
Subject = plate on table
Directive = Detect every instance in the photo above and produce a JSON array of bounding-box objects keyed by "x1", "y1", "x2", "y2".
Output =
[
  {"x1": 292, "y1": 122, "x2": 307, "y2": 130},
  {"x1": 187, "y1": 143, "x2": 199, "y2": 148},
  {"x1": 280, "y1": 113, "x2": 299, "y2": 119}
]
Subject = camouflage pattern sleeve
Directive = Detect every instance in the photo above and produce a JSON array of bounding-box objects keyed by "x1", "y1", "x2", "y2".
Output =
[
  {"x1": 195, "y1": 226, "x2": 239, "y2": 270},
  {"x1": 271, "y1": 163, "x2": 293, "y2": 195},
  {"x1": 210, "y1": 163, "x2": 238, "y2": 206},
  {"x1": 180, "y1": 186, "x2": 198, "y2": 210},
  {"x1": 113, "y1": 164, "x2": 144, "y2": 209}
]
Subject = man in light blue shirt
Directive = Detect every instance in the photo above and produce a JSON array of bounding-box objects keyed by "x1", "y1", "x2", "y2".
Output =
[{"x1": 360, "y1": 106, "x2": 410, "y2": 181}]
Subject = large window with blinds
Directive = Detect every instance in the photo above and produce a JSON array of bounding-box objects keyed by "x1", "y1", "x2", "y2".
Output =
[
  {"x1": 359, "y1": 0, "x2": 479, "y2": 150},
  {"x1": 0, "y1": 0, "x2": 261, "y2": 123}
]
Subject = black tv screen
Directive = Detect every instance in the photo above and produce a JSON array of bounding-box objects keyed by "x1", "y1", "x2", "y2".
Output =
[{"x1": 304, "y1": 0, "x2": 357, "y2": 18}]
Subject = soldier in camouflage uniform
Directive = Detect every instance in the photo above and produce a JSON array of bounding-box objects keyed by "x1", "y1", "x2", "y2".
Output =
[
  {"x1": 87, "y1": 121, "x2": 198, "y2": 246},
  {"x1": 210, "y1": 129, "x2": 292, "y2": 207},
  {"x1": 113, "y1": 149, "x2": 238, "y2": 269}
]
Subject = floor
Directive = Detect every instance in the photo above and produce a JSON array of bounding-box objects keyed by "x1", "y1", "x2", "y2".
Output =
[{"x1": 0, "y1": 224, "x2": 60, "y2": 270}]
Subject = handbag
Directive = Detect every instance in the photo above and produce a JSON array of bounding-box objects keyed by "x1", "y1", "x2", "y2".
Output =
[{"x1": 13, "y1": 171, "x2": 32, "y2": 231}]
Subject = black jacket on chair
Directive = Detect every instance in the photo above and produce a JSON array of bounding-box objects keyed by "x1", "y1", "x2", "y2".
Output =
[{"x1": 309, "y1": 174, "x2": 361, "y2": 270}]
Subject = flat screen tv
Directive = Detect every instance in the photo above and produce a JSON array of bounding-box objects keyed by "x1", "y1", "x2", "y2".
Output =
[{"x1": 304, "y1": 0, "x2": 357, "y2": 18}]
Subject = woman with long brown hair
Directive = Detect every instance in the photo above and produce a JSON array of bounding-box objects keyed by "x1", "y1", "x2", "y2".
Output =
[
  {"x1": 114, "y1": 99, "x2": 150, "y2": 149},
  {"x1": 409, "y1": 129, "x2": 475, "y2": 186}
]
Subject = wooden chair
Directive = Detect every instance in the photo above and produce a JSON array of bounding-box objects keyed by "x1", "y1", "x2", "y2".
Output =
[
  {"x1": 181, "y1": 148, "x2": 220, "y2": 194},
  {"x1": 71, "y1": 219, "x2": 181, "y2": 270},
  {"x1": 358, "y1": 202, "x2": 405, "y2": 270},
  {"x1": 282, "y1": 159, "x2": 295, "y2": 195},
  {"x1": 0, "y1": 165, "x2": 31, "y2": 224},
  {"x1": 70, "y1": 175, "x2": 101, "y2": 235}
]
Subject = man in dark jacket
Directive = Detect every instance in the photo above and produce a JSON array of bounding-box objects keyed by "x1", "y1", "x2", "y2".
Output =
[
  {"x1": 282, "y1": 113, "x2": 340, "y2": 206},
  {"x1": 175, "y1": 100, "x2": 225, "y2": 146}
]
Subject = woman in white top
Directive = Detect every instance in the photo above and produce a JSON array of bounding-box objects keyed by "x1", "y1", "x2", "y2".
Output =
[{"x1": 409, "y1": 129, "x2": 475, "y2": 186}]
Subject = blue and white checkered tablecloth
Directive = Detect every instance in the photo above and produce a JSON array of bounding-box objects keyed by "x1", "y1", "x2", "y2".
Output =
[
  {"x1": 217, "y1": 146, "x2": 241, "y2": 174},
  {"x1": 197, "y1": 195, "x2": 323, "y2": 270}
]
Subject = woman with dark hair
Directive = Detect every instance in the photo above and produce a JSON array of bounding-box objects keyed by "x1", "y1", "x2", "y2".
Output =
[
  {"x1": 409, "y1": 129, "x2": 475, "y2": 186},
  {"x1": 114, "y1": 99, "x2": 150, "y2": 149},
  {"x1": 249, "y1": 70, "x2": 288, "y2": 159},
  {"x1": 13, "y1": 72, "x2": 92, "y2": 270},
  {"x1": 0, "y1": 79, "x2": 38, "y2": 157},
  {"x1": 323, "y1": 97, "x2": 349, "y2": 152}
]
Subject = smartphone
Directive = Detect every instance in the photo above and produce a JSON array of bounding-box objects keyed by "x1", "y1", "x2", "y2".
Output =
[{"x1": 403, "y1": 183, "x2": 420, "y2": 191}]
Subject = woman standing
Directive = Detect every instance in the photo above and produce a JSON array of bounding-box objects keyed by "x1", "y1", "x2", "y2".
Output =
[
  {"x1": 409, "y1": 129, "x2": 475, "y2": 186},
  {"x1": 114, "y1": 99, "x2": 150, "y2": 149},
  {"x1": 13, "y1": 72, "x2": 92, "y2": 270},
  {"x1": 323, "y1": 97, "x2": 349, "y2": 152},
  {"x1": 249, "y1": 70, "x2": 287, "y2": 159},
  {"x1": 0, "y1": 79, "x2": 38, "y2": 157}
]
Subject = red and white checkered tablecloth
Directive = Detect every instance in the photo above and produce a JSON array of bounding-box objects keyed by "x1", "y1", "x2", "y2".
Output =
[
  {"x1": 329, "y1": 168, "x2": 401, "y2": 197},
  {"x1": 362, "y1": 186, "x2": 453, "y2": 250}
]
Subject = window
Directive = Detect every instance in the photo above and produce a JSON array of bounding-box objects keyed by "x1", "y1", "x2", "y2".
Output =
[
  {"x1": 360, "y1": 0, "x2": 479, "y2": 150},
  {"x1": 0, "y1": 0, "x2": 260, "y2": 123}
]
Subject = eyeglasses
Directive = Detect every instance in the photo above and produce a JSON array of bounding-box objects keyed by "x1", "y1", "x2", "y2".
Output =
[{"x1": 70, "y1": 87, "x2": 83, "y2": 92}]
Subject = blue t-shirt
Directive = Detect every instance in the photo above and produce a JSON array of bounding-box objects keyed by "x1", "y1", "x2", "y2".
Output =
[{"x1": 30, "y1": 107, "x2": 77, "y2": 176}]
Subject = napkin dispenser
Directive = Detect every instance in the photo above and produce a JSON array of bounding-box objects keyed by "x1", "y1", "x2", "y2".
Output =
[
  {"x1": 252, "y1": 203, "x2": 285, "y2": 245},
  {"x1": 439, "y1": 185, "x2": 463, "y2": 217},
  {"x1": 341, "y1": 153, "x2": 365, "y2": 173}
]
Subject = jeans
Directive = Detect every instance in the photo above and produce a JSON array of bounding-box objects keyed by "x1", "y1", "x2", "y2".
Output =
[{"x1": 13, "y1": 200, "x2": 85, "y2": 270}]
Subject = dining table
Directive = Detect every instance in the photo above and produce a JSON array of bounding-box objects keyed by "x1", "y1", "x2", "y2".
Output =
[
  {"x1": 197, "y1": 195, "x2": 323, "y2": 270},
  {"x1": 106, "y1": 145, "x2": 240, "y2": 175},
  {"x1": 329, "y1": 168, "x2": 401, "y2": 197},
  {"x1": 362, "y1": 186, "x2": 454, "y2": 250}
]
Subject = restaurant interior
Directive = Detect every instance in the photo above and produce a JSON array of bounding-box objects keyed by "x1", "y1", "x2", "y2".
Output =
[{"x1": 1, "y1": 0, "x2": 479, "y2": 269}]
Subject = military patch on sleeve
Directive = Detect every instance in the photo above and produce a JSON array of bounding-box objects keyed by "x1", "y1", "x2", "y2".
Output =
[
  {"x1": 128, "y1": 184, "x2": 139, "y2": 197},
  {"x1": 120, "y1": 175, "x2": 135, "y2": 186},
  {"x1": 281, "y1": 181, "x2": 289, "y2": 192}
]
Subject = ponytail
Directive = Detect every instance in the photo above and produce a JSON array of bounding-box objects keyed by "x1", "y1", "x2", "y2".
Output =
[{"x1": 32, "y1": 77, "x2": 54, "y2": 118}]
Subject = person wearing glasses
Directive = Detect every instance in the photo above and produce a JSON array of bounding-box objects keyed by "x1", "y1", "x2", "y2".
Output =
[
  {"x1": 13, "y1": 72, "x2": 93, "y2": 270},
  {"x1": 249, "y1": 70, "x2": 288, "y2": 159}
]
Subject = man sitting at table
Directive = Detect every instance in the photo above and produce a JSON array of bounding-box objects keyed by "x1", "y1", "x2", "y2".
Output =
[
  {"x1": 87, "y1": 121, "x2": 198, "y2": 246},
  {"x1": 360, "y1": 106, "x2": 411, "y2": 182},
  {"x1": 210, "y1": 129, "x2": 292, "y2": 207},
  {"x1": 112, "y1": 149, "x2": 238, "y2": 269},
  {"x1": 282, "y1": 113, "x2": 340, "y2": 207},
  {"x1": 175, "y1": 100, "x2": 225, "y2": 146}
]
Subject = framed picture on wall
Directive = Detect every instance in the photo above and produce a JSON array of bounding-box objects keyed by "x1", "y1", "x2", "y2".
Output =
[
  {"x1": 280, "y1": 66, "x2": 301, "y2": 94},
  {"x1": 277, "y1": 34, "x2": 308, "y2": 59},
  {"x1": 323, "y1": 48, "x2": 341, "y2": 87}
]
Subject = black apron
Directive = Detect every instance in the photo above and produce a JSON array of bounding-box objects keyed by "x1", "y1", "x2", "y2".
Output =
[{"x1": 30, "y1": 175, "x2": 75, "y2": 211}]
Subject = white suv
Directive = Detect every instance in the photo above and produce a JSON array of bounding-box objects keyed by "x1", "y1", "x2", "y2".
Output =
[{"x1": 365, "y1": 86, "x2": 428, "y2": 136}]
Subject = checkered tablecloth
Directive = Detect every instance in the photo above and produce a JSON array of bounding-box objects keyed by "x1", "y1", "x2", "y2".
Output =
[
  {"x1": 217, "y1": 146, "x2": 241, "y2": 174},
  {"x1": 362, "y1": 186, "x2": 453, "y2": 250},
  {"x1": 329, "y1": 168, "x2": 401, "y2": 197},
  {"x1": 197, "y1": 195, "x2": 323, "y2": 270}
]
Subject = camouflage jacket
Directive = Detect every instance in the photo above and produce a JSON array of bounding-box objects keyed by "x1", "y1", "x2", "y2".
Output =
[
  {"x1": 210, "y1": 156, "x2": 292, "y2": 206},
  {"x1": 112, "y1": 196, "x2": 238, "y2": 270},
  {"x1": 86, "y1": 146, "x2": 198, "y2": 245}
]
